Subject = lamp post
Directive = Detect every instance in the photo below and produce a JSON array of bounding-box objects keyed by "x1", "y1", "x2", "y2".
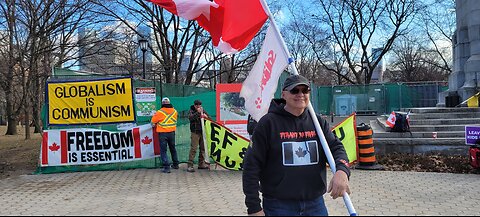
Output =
[
  {"x1": 138, "y1": 38, "x2": 148, "y2": 79},
  {"x1": 362, "y1": 61, "x2": 369, "y2": 85}
]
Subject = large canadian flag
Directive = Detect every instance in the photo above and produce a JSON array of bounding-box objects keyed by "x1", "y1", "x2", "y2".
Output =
[
  {"x1": 148, "y1": 0, "x2": 268, "y2": 54},
  {"x1": 240, "y1": 25, "x2": 289, "y2": 121}
]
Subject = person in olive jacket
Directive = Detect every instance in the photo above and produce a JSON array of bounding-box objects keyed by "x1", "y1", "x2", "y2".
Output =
[{"x1": 187, "y1": 100, "x2": 210, "y2": 172}]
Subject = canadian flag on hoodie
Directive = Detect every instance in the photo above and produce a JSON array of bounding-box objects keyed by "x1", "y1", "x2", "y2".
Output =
[
  {"x1": 148, "y1": 0, "x2": 268, "y2": 54},
  {"x1": 40, "y1": 125, "x2": 160, "y2": 167}
]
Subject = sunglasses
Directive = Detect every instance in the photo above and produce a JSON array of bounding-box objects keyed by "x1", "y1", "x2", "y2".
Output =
[{"x1": 289, "y1": 87, "x2": 311, "y2": 95}]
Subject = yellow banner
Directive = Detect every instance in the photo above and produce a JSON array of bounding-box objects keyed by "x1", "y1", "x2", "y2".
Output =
[
  {"x1": 331, "y1": 114, "x2": 358, "y2": 163},
  {"x1": 47, "y1": 78, "x2": 135, "y2": 125},
  {"x1": 202, "y1": 118, "x2": 249, "y2": 171}
]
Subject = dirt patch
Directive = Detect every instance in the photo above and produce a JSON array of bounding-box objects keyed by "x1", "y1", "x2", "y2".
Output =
[
  {"x1": 376, "y1": 153, "x2": 480, "y2": 174},
  {"x1": 0, "y1": 126, "x2": 42, "y2": 179}
]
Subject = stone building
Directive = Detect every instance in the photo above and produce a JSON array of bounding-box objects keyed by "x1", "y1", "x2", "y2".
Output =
[{"x1": 439, "y1": 0, "x2": 480, "y2": 106}]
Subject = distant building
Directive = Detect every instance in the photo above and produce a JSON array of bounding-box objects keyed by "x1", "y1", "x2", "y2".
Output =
[
  {"x1": 370, "y1": 48, "x2": 385, "y2": 83},
  {"x1": 77, "y1": 25, "x2": 153, "y2": 77}
]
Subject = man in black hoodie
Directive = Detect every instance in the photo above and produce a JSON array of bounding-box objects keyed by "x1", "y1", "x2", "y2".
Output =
[{"x1": 242, "y1": 75, "x2": 351, "y2": 216}]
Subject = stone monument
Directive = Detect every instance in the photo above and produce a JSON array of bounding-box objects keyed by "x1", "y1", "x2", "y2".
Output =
[{"x1": 438, "y1": 0, "x2": 480, "y2": 106}]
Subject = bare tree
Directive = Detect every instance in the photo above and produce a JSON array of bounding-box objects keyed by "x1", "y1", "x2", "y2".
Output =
[
  {"x1": 313, "y1": 0, "x2": 418, "y2": 84},
  {"x1": 0, "y1": 0, "x2": 24, "y2": 136},
  {"x1": 281, "y1": 1, "x2": 353, "y2": 85},
  {"x1": 0, "y1": 0, "x2": 119, "y2": 136},
  {"x1": 417, "y1": 0, "x2": 454, "y2": 74},
  {"x1": 386, "y1": 35, "x2": 450, "y2": 82}
]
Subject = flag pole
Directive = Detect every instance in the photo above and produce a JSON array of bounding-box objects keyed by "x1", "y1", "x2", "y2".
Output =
[{"x1": 259, "y1": 0, "x2": 357, "y2": 216}]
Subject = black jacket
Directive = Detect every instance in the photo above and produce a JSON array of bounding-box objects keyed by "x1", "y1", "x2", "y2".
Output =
[
  {"x1": 247, "y1": 114, "x2": 258, "y2": 136},
  {"x1": 242, "y1": 99, "x2": 350, "y2": 214},
  {"x1": 188, "y1": 105, "x2": 208, "y2": 133}
]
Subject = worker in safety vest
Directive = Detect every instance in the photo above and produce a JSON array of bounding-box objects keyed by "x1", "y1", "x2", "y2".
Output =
[{"x1": 151, "y1": 97, "x2": 179, "y2": 173}]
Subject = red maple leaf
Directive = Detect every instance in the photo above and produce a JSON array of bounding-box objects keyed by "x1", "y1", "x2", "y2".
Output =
[
  {"x1": 49, "y1": 143, "x2": 60, "y2": 152},
  {"x1": 142, "y1": 136, "x2": 152, "y2": 145}
]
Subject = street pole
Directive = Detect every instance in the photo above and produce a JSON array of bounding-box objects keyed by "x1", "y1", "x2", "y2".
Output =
[
  {"x1": 160, "y1": 71, "x2": 163, "y2": 99},
  {"x1": 138, "y1": 38, "x2": 148, "y2": 80},
  {"x1": 142, "y1": 50, "x2": 146, "y2": 79}
]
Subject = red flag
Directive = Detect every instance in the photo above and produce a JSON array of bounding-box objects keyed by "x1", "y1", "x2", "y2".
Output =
[{"x1": 148, "y1": 0, "x2": 268, "y2": 54}]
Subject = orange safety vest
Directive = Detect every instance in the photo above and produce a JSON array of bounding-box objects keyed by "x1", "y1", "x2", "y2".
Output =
[{"x1": 151, "y1": 107, "x2": 178, "y2": 133}]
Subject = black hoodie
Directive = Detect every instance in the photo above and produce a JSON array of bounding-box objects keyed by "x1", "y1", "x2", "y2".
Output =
[{"x1": 242, "y1": 99, "x2": 350, "y2": 214}]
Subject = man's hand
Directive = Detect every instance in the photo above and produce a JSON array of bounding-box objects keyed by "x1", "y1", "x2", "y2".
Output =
[
  {"x1": 249, "y1": 210, "x2": 265, "y2": 216},
  {"x1": 327, "y1": 170, "x2": 351, "y2": 199}
]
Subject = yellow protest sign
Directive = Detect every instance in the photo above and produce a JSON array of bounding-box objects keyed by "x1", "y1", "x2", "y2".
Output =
[
  {"x1": 47, "y1": 77, "x2": 135, "y2": 125},
  {"x1": 202, "y1": 118, "x2": 249, "y2": 171},
  {"x1": 331, "y1": 114, "x2": 358, "y2": 163}
]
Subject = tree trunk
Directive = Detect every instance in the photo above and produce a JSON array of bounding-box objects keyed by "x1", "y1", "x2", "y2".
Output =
[
  {"x1": 32, "y1": 75, "x2": 42, "y2": 133},
  {"x1": 5, "y1": 89, "x2": 17, "y2": 135},
  {"x1": 33, "y1": 105, "x2": 41, "y2": 133},
  {"x1": 24, "y1": 108, "x2": 30, "y2": 140},
  {"x1": 6, "y1": 118, "x2": 17, "y2": 135}
]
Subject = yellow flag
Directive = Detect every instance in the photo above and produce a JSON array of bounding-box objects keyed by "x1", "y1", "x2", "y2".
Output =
[
  {"x1": 202, "y1": 118, "x2": 250, "y2": 170},
  {"x1": 331, "y1": 114, "x2": 358, "y2": 163},
  {"x1": 467, "y1": 93, "x2": 480, "y2": 108}
]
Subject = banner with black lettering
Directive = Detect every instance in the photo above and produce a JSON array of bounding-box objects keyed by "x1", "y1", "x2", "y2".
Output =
[
  {"x1": 331, "y1": 113, "x2": 358, "y2": 163},
  {"x1": 202, "y1": 118, "x2": 249, "y2": 171},
  {"x1": 47, "y1": 77, "x2": 135, "y2": 125},
  {"x1": 40, "y1": 124, "x2": 160, "y2": 167}
]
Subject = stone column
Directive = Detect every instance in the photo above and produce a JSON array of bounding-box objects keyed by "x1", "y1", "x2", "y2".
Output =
[
  {"x1": 458, "y1": 0, "x2": 480, "y2": 100},
  {"x1": 438, "y1": 0, "x2": 479, "y2": 106}
]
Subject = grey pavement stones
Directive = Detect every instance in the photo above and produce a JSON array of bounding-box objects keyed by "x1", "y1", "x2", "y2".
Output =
[{"x1": 0, "y1": 165, "x2": 479, "y2": 216}]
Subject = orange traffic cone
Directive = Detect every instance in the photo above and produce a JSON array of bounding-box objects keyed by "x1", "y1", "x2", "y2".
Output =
[{"x1": 355, "y1": 123, "x2": 384, "y2": 170}]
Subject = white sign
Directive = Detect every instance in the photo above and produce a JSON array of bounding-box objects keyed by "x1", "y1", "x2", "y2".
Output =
[
  {"x1": 40, "y1": 124, "x2": 160, "y2": 167},
  {"x1": 135, "y1": 87, "x2": 156, "y2": 102},
  {"x1": 135, "y1": 87, "x2": 157, "y2": 117},
  {"x1": 225, "y1": 124, "x2": 249, "y2": 139}
]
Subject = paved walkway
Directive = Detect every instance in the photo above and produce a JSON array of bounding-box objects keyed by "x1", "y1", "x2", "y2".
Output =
[{"x1": 0, "y1": 165, "x2": 479, "y2": 216}]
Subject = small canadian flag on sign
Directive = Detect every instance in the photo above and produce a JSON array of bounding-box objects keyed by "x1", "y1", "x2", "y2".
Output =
[{"x1": 42, "y1": 131, "x2": 68, "y2": 166}]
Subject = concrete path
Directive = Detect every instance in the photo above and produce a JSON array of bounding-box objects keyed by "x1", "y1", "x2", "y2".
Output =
[{"x1": 0, "y1": 165, "x2": 479, "y2": 216}]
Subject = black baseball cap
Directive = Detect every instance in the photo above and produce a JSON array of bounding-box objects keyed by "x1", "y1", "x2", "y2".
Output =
[
  {"x1": 194, "y1": 100, "x2": 202, "y2": 105},
  {"x1": 282, "y1": 74, "x2": 310, "y2": 91}
]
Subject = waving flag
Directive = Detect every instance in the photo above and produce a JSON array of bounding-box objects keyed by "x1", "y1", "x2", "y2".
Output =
[
  {"x1": 148, "y1": 0, "x2": 268, "y2": 54},
  {"x1": 332, "y1": 113, "x2": 358, "y2": 163},
  {"x1": 240, "y1": 25, "x2": 289, "y2": 121},
  {"x1": 386, "y1": 111, "x2": 396, "y2": 128}
]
